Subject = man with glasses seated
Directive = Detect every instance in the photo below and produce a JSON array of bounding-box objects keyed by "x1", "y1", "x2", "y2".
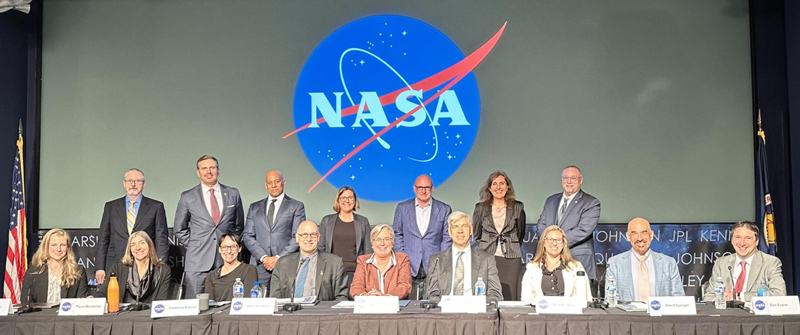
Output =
[
  {"x1": 606, "y1": 218, "x2": 684, "y2": 302},
  {"x1": 270, "y1": 221, "x2": 349, "y2": 301},
  {"x1": 96, "y1": 168, "x2": 169, "y2": 286},
  {"x1": 702, "y1": 220, "x2": 785, "y2": 302},
  {"x1": 392, "y1": 175, "x2": 453, "y2": 300}
]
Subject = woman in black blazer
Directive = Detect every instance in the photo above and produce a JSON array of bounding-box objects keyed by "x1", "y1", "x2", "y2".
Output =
[
  {"x1": 95, "y1": 231, "x2": 171, "y2": 303},
  {"x1": 318, "y1": 186, "x2": 372, "y2": 285},
  {"x1": 473, "y1": 170, "x2": 527, "y2": 301},
  {"x1": 21, "y1": 228, "x2": 88, "y2": 304}
]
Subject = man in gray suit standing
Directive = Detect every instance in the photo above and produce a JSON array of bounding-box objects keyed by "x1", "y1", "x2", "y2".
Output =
[
  {"x1": 174, "y1": 155, "x2": 245, "y2": 298},
  {"x1": 427, "y1": 211, "x2": 503, "y2": 305},
  {"x1": 242, "y1": 170, "x2": 306, "y2": 291},
  {"x1": 606, "y1": 217, "x2": 684, "y2": 302},
  {"x1": 537, "y1": 165, "x2": 600, "y2": 279}
]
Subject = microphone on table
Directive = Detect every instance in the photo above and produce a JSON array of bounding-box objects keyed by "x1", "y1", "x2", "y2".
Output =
[
  {"x1": 420, "y1": 257, "x2": 439, "y2": 310},
  {"x1": 18, "y1": 274, "x2": 41, "y2": 314},
  {"x1": 727, "y1": 265, "x2": 745, "y2": 309},
  {"x1": 283, "y1": 258, "x2": 306, "y2": 312}
]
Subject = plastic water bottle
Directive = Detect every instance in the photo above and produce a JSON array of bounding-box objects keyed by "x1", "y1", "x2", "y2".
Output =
[
  {"x1": 250, "y1": 281, "x2": 262, "y2": 298},
  {"x1": 714, "y1": 276, "x2": 726, "y2": 309},
  {"x1": 232, "y1": 278, "x2": 244, "y2": 299},
  {"x1": 758, "y1": 281, "x2": 769, "y2": 297},
  {"x1": 475, "y1": 277, "x2": 486, "y2": 296},
  {"x1": 605, "y1": 275, "x2": 617, "y2": 307}
]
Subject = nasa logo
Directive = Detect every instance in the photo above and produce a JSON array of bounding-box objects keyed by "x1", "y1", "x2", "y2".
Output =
[
  {"x1": 232, "y1": 301, "x2": 244, "y2": 311},
  {"x1": 538, "y1": 300, "x2": 548, "y2": 309},
  {"x1": 61, "y1": 302, "x2": 72, "y2": 312},
  {"x1": 754, "y1": 300, "x2": 766, "y2": 310},
  {"x1": 650, "y1": 300, "x2": 661, "y2": 310},
  {"x1": 289, "y1": 15, "x2": 505, "y2": 201},
  {"x1": 154, "y1": 304, "x2": 165, "y2": 313}
]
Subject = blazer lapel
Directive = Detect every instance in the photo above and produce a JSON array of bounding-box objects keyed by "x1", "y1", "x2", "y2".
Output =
[
  {"x1": 194, "y1": 186, "x2": 215, "y2": 224},
  {"x1": 500, "y1": 205, "x2": 514, "y2": 235},
  {"x1": 559, "y1": 191, "x2": 583, "y2": 225},
  {"x1": 422, "y1": 201, "x2": 439, "y2": 237},
  {"x1": 354, "y1": 216, "x2": 363, "y2": 254},
  {"x1": 747, "y1": 253, "x2": 763, "y2": 292},
  {"x1": 440, "y1": 250, "x2": 453, "y2": 295},
  {"x1": 563, "y1": 267, "x2": 575, "y2": 297},
  {"x1": 273, "y1": 195, "x2": 291, "y2": 230},
  {"x1": 315, "y1": 255, "x2": 326, "y2": 297},
  {"x1": 132, "y1": 197, "x2": 151, "y2": 231},
  {"x1": 470, "y1": 251, "x2": 481, "y2": 294}
]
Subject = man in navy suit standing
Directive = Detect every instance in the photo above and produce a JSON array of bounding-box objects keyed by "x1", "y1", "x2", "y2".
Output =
[
  {"x1": 95, "y1": 168, "x2": 169, "y2": 285},
  {"x1": 174, "y1": 155, "x2": 245, "y2": 298},
  {"x1": 537, "y1": 165, "x2": 601, "y2": 279},
  {"x1": 242, "y1": 170, "x2": 306, "y2": 292},
  {"x1": 393, "y1": 174, "x2": 452, "y2": 300}
]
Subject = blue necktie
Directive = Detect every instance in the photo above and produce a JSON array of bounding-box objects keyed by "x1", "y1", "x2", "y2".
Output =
[{"x1": 294, "y1": 258, "x2": 309, "y2": 298}]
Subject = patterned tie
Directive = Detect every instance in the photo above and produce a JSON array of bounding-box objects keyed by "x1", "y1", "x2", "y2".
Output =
[
  {"x1": 126, "y1": 200, "x2": 136, "y2": 233},
  {"x1": 209, "y1": 188, "x2": 220, "y2": 225},
  {"x1": 637, "y1": 254, "x2": 650, "y2": 301},
  {"x1": 294, "y1": 258, "x2": 309, "y2": 298},
  {"x1": 557, "y1": 197, "x2": 569, "y2": 222},
  {"x1": 734, "y1": 261, "x2": 747, "y2": 295},
  {"x1": 453, "y1": 251, "x2": 465, "y2": 296},
  {"x1": 267, "y1": 199, "x2": 277, "y2": 228}
]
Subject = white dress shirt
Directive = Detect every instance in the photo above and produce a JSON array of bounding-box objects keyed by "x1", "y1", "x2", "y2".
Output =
[
  {"x1": 449, "y1": 246, "x2": 473, "y2": 296},
  {"x1": 201, "y1": 183, "x2": 223, "y2": 218}
]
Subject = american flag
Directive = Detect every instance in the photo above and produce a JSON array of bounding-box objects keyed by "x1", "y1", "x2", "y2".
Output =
[{"x1": 4, "y1": 131, "x2": 27, "y2": 304}]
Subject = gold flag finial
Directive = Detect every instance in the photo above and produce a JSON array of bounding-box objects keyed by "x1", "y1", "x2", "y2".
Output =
[{"x1": 758, "y1": 110, "x2": 765, "y2": 143}]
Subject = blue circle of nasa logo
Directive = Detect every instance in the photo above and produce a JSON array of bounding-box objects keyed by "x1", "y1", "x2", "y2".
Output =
[
  {"x1": 538, "y1": 300, "x2": 548, "y2": 309},
  {"x1": 650, "y1": 300, "x2": 661, "y2": 310},
  {"x1": 292, "y1": 15, "x2": 482, "y2": 202},
  {"x1": 60, "y1": 302, "x2": 72, "y2": 312},
  {"x1": 754, "y1": 300, "x2": 766, "y2": 311},
  {"x1": 154, "y1": 304, "x2": 165, "y2": 313},
  {"x1": 232, "y1": 301, "x2": 244, "y2": 311}
]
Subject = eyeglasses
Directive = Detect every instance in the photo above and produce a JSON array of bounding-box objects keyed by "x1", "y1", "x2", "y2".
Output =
[
  {"x1": 561, "y1": 176, "x2": 580, "y2": 181},
  {"x1": 543, "y1": 237, "x2": 564, "y2": 245},
  {"x1": 415, "y1": 186, "x2": 432, "y2": 191},
  {"x1": 124, "y1": 179, "x2": 145, "y2": 184},
  {"x1": 297, "y1": 233, "x2": 320, "y2": 240},
  {"x1": 219, "y1": 245, "x2": 239, "y2": 251},
  {"x1": 372, "y1": 237, "x2": 393, "y2": 243},
  {"x1": 339, "y1": 196, "x2": 355, "y2": 201}
]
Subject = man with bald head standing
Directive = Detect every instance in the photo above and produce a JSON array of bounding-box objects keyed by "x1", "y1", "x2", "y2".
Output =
[
  {"x1": 243, "y1": 170, "x2": 306, "y2": 292},
  {"x1": 393, "y1": 174, "x2": 453, "y2": 299},
  {"x1": 175, "y1": 155, "x2": 245, "y2": 298},
  {"x1": 606, "y1": 217, "x2": 684, "y2": 302}
]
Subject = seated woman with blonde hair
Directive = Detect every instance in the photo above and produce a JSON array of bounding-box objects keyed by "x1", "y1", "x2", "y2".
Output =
[
  {"x1": 21, "y1": 228, "x2": 88, "y2": 304},
  {"x1": 521, "y1": 225, "x2": 592, "y2": 303},
  {"x1": 350, "y1": 224, "x2": 412, "y2": 299}
]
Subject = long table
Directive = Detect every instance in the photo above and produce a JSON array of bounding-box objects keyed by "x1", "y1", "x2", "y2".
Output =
[{"x1": 2, "y1": 302, "x2": 799, "y2": 335}]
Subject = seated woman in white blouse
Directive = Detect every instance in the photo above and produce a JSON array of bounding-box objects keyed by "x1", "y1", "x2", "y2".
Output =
[{"x1": 520, "y1": 225, "x2": 593, "y2": 303}]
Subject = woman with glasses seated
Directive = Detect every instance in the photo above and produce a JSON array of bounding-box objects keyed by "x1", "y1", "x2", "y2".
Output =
[
  {"x1": 204, "y1": 234, "x2": 258, "y2": 301},
  {"x1": 350, "y1": 224, "x2": 412, "y2": 299},
  {"x1": 520, "y1": 225, "x2": 593, "y2": 303},
  {"x1": 21, "y1": 228, "x2": 89, "y2": 304},
  {"x1": 318, "y1": 186, "x2": 372, "y2": 286},
  {"x1": 95, "y1": 231, "x2": 171, "y2": 303}
]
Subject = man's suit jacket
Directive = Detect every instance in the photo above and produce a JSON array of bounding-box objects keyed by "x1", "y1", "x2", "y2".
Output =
[
  {"x1": 392, "y1": 198, "x2": 452, "y2": 276},
  {"x1": 21, "y1": 265, "x2": 89, "y2": 304},
  {"x1": 317, "y1": 213, "x2": 372, "y2": 256},
  {"x1": 94, "y1": 261, "x2": 172, "y2": 303},
  {"x1": 268, "y1": 252, "x2": 348, "y2": 301},
  {"x1": 702, "y1": 251, "x2": 786, "y2": 302},
  {"x1": 97, "y1": 196, "x2": 169, "y2": 272},
  {"x1": 537, "y1": 190, "x2": 600, "y2": 279},
  {"x1": 242, "y1": 194, "x2": 306, "y2": 283},
  {"x1": 473, "y1": 200, "x2": 527, "y2": 259},
  {"x1": 606, "y1": 250, "x2": 684, "y2": 301},
  {"x1": 520, "y1": 261, "x2": 593, "y2": 303},
  {"x1": 350, "y1": 252, "x2": 413, "y2": 299},
  {"x1": 426, "y1": 248, "x2": 503, "y2": 304},
  {"x1": 174, "y1": 183, "x2": 244, "y2": 272}
]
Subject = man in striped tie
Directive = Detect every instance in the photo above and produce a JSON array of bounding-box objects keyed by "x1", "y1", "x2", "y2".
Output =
[{"x1": 96, "y1": 168, "x2": 169, "y2": 285}]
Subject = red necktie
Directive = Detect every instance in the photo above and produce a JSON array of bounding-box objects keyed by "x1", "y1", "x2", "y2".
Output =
[
  {"x1": 734, "y1": 261, "x2": 746, "y2": 294},
  {"x1": 210, "y1": 188, "x2": 220, "y2": 225}
]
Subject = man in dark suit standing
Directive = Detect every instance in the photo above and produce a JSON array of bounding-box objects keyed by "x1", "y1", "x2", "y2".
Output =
[
  {"x1": 269, "y1": 220, "x2": 348, "y2": 301},
  {"x1": 537, "y1": 165, "x2": 601, "y2": 279},
  {"x1": 174, "y1": 155, "x2": 245, "y2": 298},
  {"x1": 242, "y1": 170, "x2": 306, "y2": 291},
  {"x1": 95, "y1": 168, "x2": 169, "y2": 285},
  {"x1": 393, "y1": 174, "x2": 452, "y2": 299}
]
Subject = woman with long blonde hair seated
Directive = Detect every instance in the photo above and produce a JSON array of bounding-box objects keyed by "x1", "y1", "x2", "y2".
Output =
[
  {"x1": 21, "y1": 228, "x2": 88, "y2": 304},
  {"x1": 521, "y1": 225, "x2": 592, "y2": 303}
]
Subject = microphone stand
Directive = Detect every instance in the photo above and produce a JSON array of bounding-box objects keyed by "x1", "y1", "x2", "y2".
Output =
[
  {"x1": 420, "y1": 257, "x2": 439, "y2": 310},
  {"x1": 18, "y1": 275, "x2": 41, "y2": 314},
  {"x1": 283, "y1": 258, "x2": 305, "y2": 312},
  {"x1": 129, "y1": 265, "x2": 154, "y2": 311}
]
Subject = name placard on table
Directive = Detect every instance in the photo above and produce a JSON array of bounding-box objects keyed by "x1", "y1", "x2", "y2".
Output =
[
  {"x1": 354, "y1": 296, "x2": 399, "y2": 314},
  {"x1": 751, "y1": 296, "x2": 800, "y2": 316},
  {"x1": 534, "y1": 296, "x2": 583, "y2": 314},
  {"x1": 439, "y1": 296, "x2": 486, "y2": 313},
  {"x1": 229, "y1": 298, "x2": 277, "y2": 315},
  {"x1": 151, "y1": 299, "x2": 199, "y2": 318},
  {"x1": 58, "y1": 298, "x2": 106, "y2": 316},
  {"x1": 647, "y1": 296, "x2": 696, "y2": 316},
  {"x1": 0, "y1": 299, "x2": 14, "y2": 316}
]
